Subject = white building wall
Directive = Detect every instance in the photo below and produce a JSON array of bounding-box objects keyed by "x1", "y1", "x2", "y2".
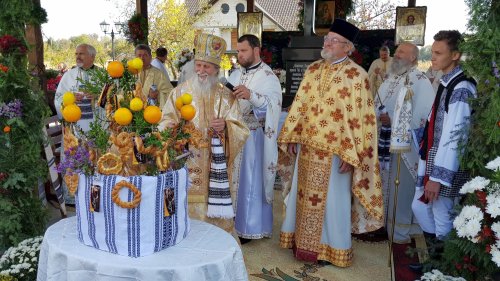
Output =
[{"x1": 193, "y1": 0, "x2": 282, "y2": 51}]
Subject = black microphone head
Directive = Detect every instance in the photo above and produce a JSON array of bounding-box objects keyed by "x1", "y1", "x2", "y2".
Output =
[
  {"x1": 219, "y1": 77, "x2": 235, "y2": 91},
  {"x1": 219, "y1": 77, "x2": 228, "y2": 85}
]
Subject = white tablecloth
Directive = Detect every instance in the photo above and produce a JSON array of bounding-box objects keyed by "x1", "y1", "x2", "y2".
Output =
[{"x1": 37, "y1": 217, "x2": 248, "y2": 281}]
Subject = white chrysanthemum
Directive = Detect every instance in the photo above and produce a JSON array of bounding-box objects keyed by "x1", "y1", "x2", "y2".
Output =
[
  {"x1": 486, "y1": 194, "x2": 500, "y2": 218},
  {"x1": 459, "y1": 176, "x2": 490, "y2": 194},
  {"x1": 420, "y1": 269, "x2": 466, "y2": 281},
  {"x1": 492, "y1": 222, "x2": 500, "y2": 238},
  {"x1": 486, "y1": 156, "x2": 500, "y2": 171},
  {"x1": 453, "y1": 205, "x2": 484, "y2": 243},
  {"x1": 491, "y1": 245, "x2": 500, "y2": 267}
]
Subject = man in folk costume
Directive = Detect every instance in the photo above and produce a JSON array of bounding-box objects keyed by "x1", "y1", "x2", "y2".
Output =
[
  {"x1": 227, "y1": 34, "x2": 282, "y2": 243},
  {"x1": 135, "y1": 44, "x2": 173, "y2": 108},
  {"x1": 278, "y1": 19, "x2": 384, "y2": 266},
  {"x1": 159, "y1": 34, "x2": 249, "y2": 234},
  {"x1": 375, "y1": 42, "x2": 435, "y2": 244},
  {"x1": 412, "y1": 30, "x2": 476, "y2": 254},
  {"x1": 368, "y1": 45, "x2": 393, "y2": 98},
  {"x1": 55, "y1": 43, "x2": 104, "y2": 204}
]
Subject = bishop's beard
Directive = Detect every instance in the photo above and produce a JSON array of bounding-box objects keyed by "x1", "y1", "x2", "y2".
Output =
[{"x1": 192, "y1": 72, "x2": 219, "y2": 95}]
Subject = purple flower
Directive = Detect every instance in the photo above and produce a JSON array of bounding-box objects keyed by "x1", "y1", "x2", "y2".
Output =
[
  {"x1": 0, "y1": 99, "x2": 23, "y2": 118},
  {"x1": 55, "y1": 145, "x2": 92, "y2": 175}
]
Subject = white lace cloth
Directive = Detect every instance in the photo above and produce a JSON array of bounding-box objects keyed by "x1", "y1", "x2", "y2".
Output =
[{"x1": 37, "y1": 217, "x2": 248, "y2": 281}]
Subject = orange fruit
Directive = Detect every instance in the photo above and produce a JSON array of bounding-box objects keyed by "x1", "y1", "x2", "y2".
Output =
[
  {"x1": 114, "y1": 108, "x2": 133, "y2": 126},
  {"x1": 127, "y1": 60, "x2": 138, "y2": 74},
  {"x1": 62, "y1": 92, "x2": 75, "y2": 106},
  {"x1": 180, "y1": 104, "x2": 196, "y2": 121},
  {"x1": 107, "y1": 61, "x2": 125, "y2": 78},
  {"x1": 181, "y1": 93, "x2": 192, "y2": 105},
  {"x1": 129, "y1": 97, "x2": 144, "y2": 112},
  {"x1": 175, "y1": 97, "x2": 184, "y2": 110},
  {"x1": 3, "y1": 126, "x2": 11, "y2": 133},
  {"x1": 62, "y1": 104, "x2": 82, "y2": 123},
  {"x1": 127, "y1": 58, "x2": 143, "y2": 74},
  {"x1": 143, "y1": 105, "x2": 162, "y2": 124}
]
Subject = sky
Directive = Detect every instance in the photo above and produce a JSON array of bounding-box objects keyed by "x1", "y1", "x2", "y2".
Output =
[{"x1": 40, "y1": 0, "x2": 470, "y2": 47}]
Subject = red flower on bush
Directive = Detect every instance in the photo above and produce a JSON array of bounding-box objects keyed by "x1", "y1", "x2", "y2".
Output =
[
  {"x1": 476, "y1": 190, "x2": 487, "y2": 207},
  {"x1": 0, "y1": 63, "x2": 8, "y2": 72},
  {"x1": 0, "y1": 34, "x2": 27, "y2": 55},
  {"x1": 47, "y1": 76, "x2": 62, "y2": 92}
]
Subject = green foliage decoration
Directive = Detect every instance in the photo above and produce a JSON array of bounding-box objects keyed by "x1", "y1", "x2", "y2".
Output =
[
  {"x1": 461, "y1": 0, "x2": 500, "y2": 176},
  {"x1": 124, "y1": 14, "x2": 148, "y2": 46},
  {"x1": 0, "y1": 0, "x2": 49, "y2": 251},
  {"x1": 422, "y1": 2, "x2": 500, "y2": 279}
]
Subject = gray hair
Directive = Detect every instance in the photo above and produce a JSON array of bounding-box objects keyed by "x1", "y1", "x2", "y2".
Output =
[
  {"x1": 380, "y1": 46, "x2": 390, "y2": 53},
  {"x1": 77, "y1": 43, "x2": 96, "y2": 57},
  {"x1": 135, "y1": 44, "x2": 152, "y2": 56}
]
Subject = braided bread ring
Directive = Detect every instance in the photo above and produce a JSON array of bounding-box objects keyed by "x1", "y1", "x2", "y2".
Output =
[
  {"x1": 111, "y1": 180, "x2": 141, "y2": 209},
  {"x1": 97, "y1": 153, "x2": 123, "y2": 175}
]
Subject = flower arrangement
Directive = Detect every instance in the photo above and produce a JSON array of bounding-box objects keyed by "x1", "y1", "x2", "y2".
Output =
[
  {"x1": 174, "y1": 48, "x2": 194, "y2": 72},
  {"x1": 419, "y1": 269, "x2": 466, "y2": 281},
  {"x1": 46, "y1": 76, "x2": 61, "y2": 92},
  {"x1": 427, "y1": 156, "x2": 500, "y2": 280},
  {"x1": 124, "y1": 14, "x2": 148, "y2": 46},
  {"x1": 57, "y1": 58, "x2": 202, "y2": 196},
  {"x1": 0, "y1": 35, "x2": 26, "y2": 55},
  {"x1": 0, "y1": 236, "x2": 43, "y2": 281}
]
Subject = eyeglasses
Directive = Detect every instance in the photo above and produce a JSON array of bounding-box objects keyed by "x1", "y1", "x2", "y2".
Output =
[{"x1": 323, "y1": 36, "x2": 348, "y2": 45}]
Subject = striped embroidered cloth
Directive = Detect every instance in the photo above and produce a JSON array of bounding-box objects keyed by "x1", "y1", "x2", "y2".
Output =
[
  {"x1": 75, "y1": 168, "x2": 190, "y2": 257},
  {"x1": 207, "y1": 136, "x2": 234, "y2": 219}
]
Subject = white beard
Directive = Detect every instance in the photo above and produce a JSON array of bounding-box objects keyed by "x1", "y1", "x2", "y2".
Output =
[
  {"x1": 321, "y1": 49, "x2": 335, "y2": 61},
  {"x1": 192, "y1": 72, "x2": 218, "y2": 94},
  {"x1": 389, "y1": 57, "x2": 413, "y2": 75}
]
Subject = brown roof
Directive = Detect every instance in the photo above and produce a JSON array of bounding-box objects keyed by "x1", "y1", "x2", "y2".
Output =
[{"x1": 186, "y1": 0, "x2": 300, "y2": 31}]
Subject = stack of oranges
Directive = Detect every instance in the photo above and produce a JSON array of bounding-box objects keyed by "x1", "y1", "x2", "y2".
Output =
[
  {"x1": 127, "y1": 58, "x2": 143, "y2": 74},
  {"x1": 61, "y1": 92, "x2": 82, "y2": 123},
  {"x1": 176, "y1": 93, "x2": 195, "y2": 121}
]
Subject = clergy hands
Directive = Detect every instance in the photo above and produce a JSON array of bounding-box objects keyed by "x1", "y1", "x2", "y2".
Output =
[
  {"x1": 339, "y1": 159, "x2": 353, "y2": 174},
  {"x1": 210, "y1": 118, "x2": 226, "y2": 132},
  {"x1": 379, "y1": 112, "x2": 391, "y2": 126},
  {"x1": 232, "y1": 85, "x2": 251, "y2": 100},
  {"x1": 424, "y1": 180, "x2": 441, "y2": 202},
  {"x1": 287, "y1": 143, "x2": 297, "y2": 155}
]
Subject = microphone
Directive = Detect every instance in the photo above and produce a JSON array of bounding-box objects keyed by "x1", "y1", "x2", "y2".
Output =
[{"x1": 219, "y1": 77, "x2": 235, "y2": 91}]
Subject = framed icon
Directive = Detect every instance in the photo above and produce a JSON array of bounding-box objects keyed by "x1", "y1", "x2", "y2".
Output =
[
  {"x1": 395, "y1": 6, "x2": 427, "y2": 46},
  {"x1": 314, "y1": 0, "x2": 335, "y2": 36},
  {"x1": 237, "y1": 12, "x2": 263, "y2": 41}
]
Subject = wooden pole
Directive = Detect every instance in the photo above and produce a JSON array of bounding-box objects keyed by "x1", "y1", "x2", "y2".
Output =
[
  {"x1": 408, "y1": 0, "x2": 416, "y2": 7},
  {"x1": 247, "y1": 0, "x2": 254, "y2": 12}
]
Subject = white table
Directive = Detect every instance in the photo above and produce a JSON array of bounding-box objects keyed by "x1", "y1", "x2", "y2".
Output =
[{"x1": 37, "y1": 217, "x2": 248, "y2": 281}]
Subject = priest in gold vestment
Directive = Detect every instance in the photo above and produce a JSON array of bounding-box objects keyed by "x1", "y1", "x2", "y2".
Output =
[
  {"x1": 159, "y1": 34, "x2": 248, "y2": 234},
  {"x1": 278, "y1": 19, "x2": 384, "y2": 267}
]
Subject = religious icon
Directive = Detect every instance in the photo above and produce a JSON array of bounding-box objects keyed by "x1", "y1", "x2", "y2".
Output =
[
  {"x1": 395, "y1": 6, "x2": 427, "y2": 46},
  {"x1": 313, "y1": 0, "x2": 335, "y2": 36},
  {"x1": 164, "y1": 188, "x2": 175, "y2": 216},
  {"x1": 237, "y1": 12, "x2": 263, "y2": 41},
  {"x1": 90, "y1": 184, "x2": 101, "y2": 212}
]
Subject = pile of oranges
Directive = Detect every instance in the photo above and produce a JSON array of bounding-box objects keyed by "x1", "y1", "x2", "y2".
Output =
[
  {"x1": 61, "y1": 92, "x2": 82, "y2": 123},
  {"x1": 176, "y1": 93, "x2": 195, "y2": 121}
]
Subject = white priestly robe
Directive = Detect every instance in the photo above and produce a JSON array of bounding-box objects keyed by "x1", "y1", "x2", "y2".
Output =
[
  {"x1": 228, "y1": 61, "x2": 282, "y2": 239},
  {"x1": 375, "y1": 66, "x2": 435, "y2": 243}
]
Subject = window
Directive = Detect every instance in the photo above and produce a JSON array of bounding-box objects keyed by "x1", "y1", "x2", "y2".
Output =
[
  {"x1": 221, "y1": 3, "x2": 229, "y2": 14},
  {"x1": 236, "y1": 3, "x2": 245, "y2": 12}
]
